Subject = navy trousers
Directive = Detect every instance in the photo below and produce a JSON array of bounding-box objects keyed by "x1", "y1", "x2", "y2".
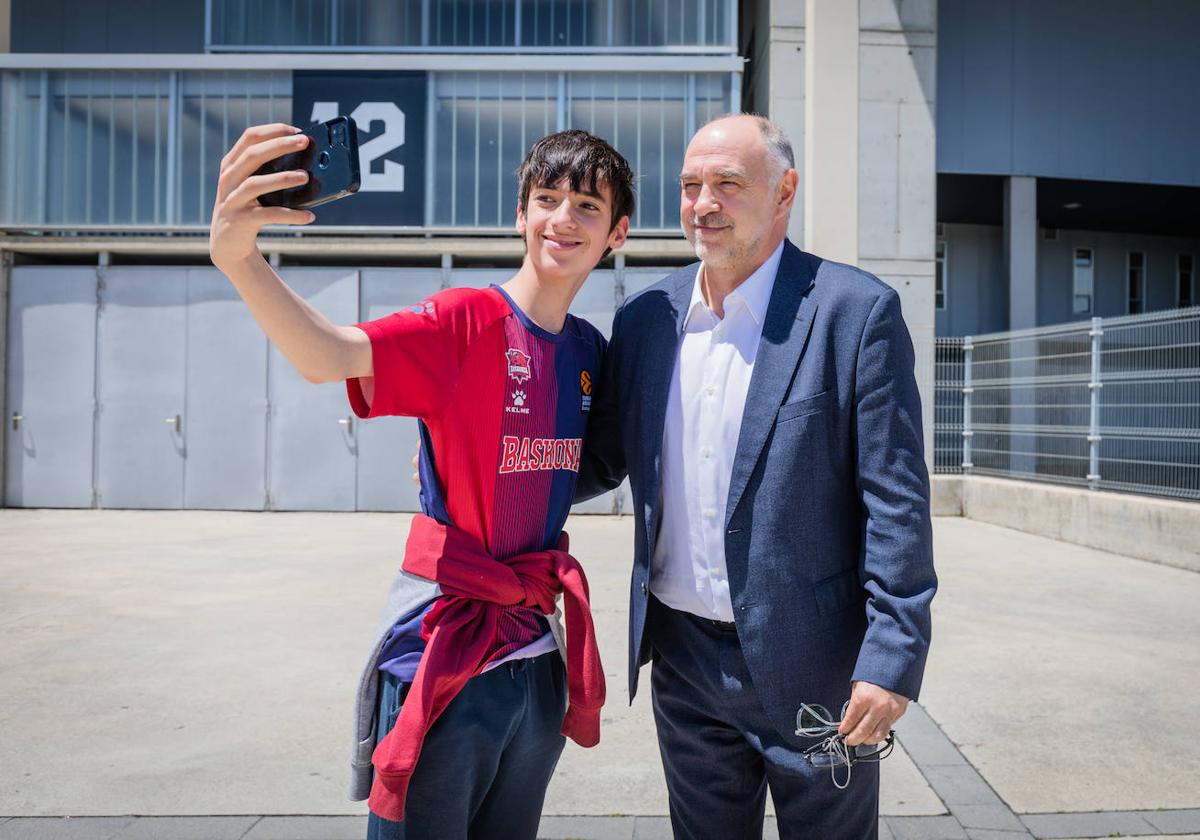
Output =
[
  {"x1": 366, "y1": 650, "x2": 567, "y2": 840},
  {"x1": 647, "y1": 597, "x2": 879, "y2": 840}
]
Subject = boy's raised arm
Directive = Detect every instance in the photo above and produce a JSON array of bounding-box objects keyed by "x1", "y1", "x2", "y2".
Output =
[{"x1": 209, "y1": 123, "x2": 372, "y2": 385}]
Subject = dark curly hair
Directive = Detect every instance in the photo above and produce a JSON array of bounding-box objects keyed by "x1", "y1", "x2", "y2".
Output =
[{"x1": 516, "y1": 129, "x2": 636, "y2": 235}]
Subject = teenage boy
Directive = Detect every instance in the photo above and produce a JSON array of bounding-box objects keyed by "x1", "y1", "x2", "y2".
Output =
[{"x1": 209, "y1": 125, "x2": 635, "y2": 839}]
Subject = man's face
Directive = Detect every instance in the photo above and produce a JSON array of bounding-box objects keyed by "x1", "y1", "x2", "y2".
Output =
[
  {"x1": 679, "y1": 119, "x2": 787, "y2": 272},
  {"x1": 517, "y1": 178, "x2": 628, "y2": 279}
]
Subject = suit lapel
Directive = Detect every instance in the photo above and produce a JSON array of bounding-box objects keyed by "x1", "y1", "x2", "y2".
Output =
[
  {"x1": 725, "y1": 242, "x2": 819, "y2": 525},
  {"x1": 640, "y1": 266, "x2": 696, "y2": 550}
]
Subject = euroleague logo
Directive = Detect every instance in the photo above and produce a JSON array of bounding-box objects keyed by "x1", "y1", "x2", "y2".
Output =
[{"x1": 579, "y1": 369, "x2": 593, "y2": 414}]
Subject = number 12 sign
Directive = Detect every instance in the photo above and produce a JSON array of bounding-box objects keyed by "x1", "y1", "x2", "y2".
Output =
[{"x1": 292, "y1": 71, "x2": 427, "y2": 226}]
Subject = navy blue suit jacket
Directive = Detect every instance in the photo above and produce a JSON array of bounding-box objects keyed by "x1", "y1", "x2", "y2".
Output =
[{"x1": 577, "y1": 239, "x2": 937, "y2": 746}]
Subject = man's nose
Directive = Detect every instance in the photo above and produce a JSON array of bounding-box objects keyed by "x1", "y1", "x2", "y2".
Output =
[{"x1": 693, "y1": 183, "x2": 720, "y2": 216}]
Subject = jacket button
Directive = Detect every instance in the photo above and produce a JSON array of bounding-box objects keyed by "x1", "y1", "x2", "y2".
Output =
[{"x1": 640, "y1": 581, "x2": 648, "y2": 596}]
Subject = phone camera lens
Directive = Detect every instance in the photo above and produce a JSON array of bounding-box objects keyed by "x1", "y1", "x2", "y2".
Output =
[
  {"x1": 332, "y1": 122, "x2": 348, "y2": 148},
  {"x1": 317, "y1": 150, "x2": 331, "y2": 169}
]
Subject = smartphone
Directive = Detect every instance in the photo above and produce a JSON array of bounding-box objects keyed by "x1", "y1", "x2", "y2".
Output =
[{"x1": 255, "y1": 116, "x2": 362, "y2": 210}]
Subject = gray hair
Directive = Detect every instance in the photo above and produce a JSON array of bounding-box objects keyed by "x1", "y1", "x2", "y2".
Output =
[{"x1": 700, "y1": 113, "x2": 795, "y2": 181}]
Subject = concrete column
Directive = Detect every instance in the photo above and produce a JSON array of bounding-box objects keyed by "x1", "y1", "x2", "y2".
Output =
[
  {"x1": 1004, "y1": 176, "x2": 1038, "y2": 476},
  {"x1": 803, "y1": 0, "x2": 858, "y2": 265},
  {"x1": 1005, "y1": 175, "x2": 1038, "y2": 329},
  {"x1": 0, "y1": 250, "x2": 9, "y2": 506},
  {"x1": 748, "y1": 0, "x2": 805, "y2": 246}
]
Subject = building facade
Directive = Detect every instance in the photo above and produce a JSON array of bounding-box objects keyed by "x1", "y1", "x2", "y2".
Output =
[{"x1": 1, "y1": 1, "x2": 1194, "y2": 511}]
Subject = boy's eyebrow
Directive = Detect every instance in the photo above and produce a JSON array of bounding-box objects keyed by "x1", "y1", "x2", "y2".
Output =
[{"x1": 532, "y1": 182, "x2": 608, "y2": 203}]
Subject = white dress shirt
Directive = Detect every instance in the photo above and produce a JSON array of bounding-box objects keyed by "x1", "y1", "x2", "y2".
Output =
[{"x1": 651, "y1": 241, "x2": 785, "y2": 622}]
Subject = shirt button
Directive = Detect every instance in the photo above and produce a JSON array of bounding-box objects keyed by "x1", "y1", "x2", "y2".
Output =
[
  {"x1": 703, "y1": 508, "x2": 716, "y2": 520},
  {"x1": 705, "y1": 385, "x2": 716, "y2": 396},
  {"x1": 701, "y1": 446, "x2": 713, "y2": 458}
]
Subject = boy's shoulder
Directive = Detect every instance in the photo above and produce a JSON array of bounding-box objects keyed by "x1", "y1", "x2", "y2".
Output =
[{"x1": 409, "y1": 286, "x2": 511, "y2": 343}]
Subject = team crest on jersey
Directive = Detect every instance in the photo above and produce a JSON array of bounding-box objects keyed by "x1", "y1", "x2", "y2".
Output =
[
  {"x1": 506, "y1": 348, "x2": 533, "y2": 384},
  {"x1": 579, "y1": 370, "x2": 593, "y2": 414},
  {"x1": 406, "y1": 300, "x2": 436, "y2": 316}
]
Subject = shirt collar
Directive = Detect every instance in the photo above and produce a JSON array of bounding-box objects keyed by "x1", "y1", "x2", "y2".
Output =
[{"x1": 686, "y1": 239, "x2": 785, "y2": 327}]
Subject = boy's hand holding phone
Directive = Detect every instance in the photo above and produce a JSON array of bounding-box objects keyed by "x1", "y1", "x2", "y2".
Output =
[{"x1": 209, "y1": 124, "x2": 317, "y2": 272}]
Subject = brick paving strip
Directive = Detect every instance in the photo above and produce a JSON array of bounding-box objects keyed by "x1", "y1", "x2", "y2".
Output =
[{"x1": 3, "y1": 711, "x2": 1199, "y2": 840}]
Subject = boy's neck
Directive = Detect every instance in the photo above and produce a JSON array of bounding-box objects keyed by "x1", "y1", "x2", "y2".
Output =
[{"x1": 499, "y1": 260, "x2": 589, "y2": 334}]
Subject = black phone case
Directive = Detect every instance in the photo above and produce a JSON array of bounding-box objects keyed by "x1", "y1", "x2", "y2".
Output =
[{"x1": 256, "y1": 116, "x2": 362, "y2": 210}]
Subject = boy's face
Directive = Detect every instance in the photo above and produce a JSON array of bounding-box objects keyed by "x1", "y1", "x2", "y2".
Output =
[{"x1": 516, "y1": 178, "x2": 629, "y2": 279}]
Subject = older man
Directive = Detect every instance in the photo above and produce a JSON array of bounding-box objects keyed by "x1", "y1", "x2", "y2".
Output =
[{"x1": 577, "y1": 114, "x2": 936, "y2": 839}]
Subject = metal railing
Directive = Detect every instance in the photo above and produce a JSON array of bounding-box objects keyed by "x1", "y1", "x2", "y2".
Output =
[
  {"x1": 934, "y1": 338, "x2": 966, "y2": 474},
  {"x1": 0, "y1": 65, "x2": 733, "y2": 232},
  {"x1": 933, "y1": 307, "x2": 1200, "y2": 501},
  {"x1": 206, "y1": 0, "x2": 737, "y2": 53}
]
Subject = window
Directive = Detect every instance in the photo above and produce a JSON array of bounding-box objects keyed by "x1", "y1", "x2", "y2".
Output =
[
  {"x1": 1128, "y1": 251, "x2": 1145, "y2": 314},
  {"x1": 1072, "y1": 248, "x2": 1093, "y2": 314},
  {"x1": 935, "y1": 240, "x2": 946, "y2": 310},
  {"x1": 1180, "y1": 254, "x2": 1195, "y2": 308},
  {"x1": 208, "y1": 0, "x2": 737, "y2": 51}
]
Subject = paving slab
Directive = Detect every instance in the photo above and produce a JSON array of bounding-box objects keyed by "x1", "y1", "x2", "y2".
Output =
[
  {"x1": 886, "y1": 815, "x2": 969, "y2": 840},
  {"x1": 110, "y1": 817, "x2": 259, "y2": 839},
  {"x1": 240, "y1": 816, "x2": 366, "y2": 840},
  {"x1": 535, "y1": 815, "x2": 635, "y2": 840},
  {"x1": 963, "y1": 831, "x2": 1031, "y2": 840},
  {"x1": 0, "y1": 818, "x2": 136, "y2": 840},
  {"x1": 1144, "y1": 809, "x2": 1200, "y2": 834},
  {"x1": 1020, "y1": 811, "x2": 1158, "y2": 837},
  {"x1": 919, "y1": 518, "x2": 1200, "y2": 814}
]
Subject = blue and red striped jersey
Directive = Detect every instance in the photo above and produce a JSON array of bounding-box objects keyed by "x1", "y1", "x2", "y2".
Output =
[{"x1": 347, "y1": 284, "x2": 606, "y2": 678}]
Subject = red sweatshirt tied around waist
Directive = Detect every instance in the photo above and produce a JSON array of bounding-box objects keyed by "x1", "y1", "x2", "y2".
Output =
[{"x1": 367, "y1": 514, "x2": 606, "y2": 822}]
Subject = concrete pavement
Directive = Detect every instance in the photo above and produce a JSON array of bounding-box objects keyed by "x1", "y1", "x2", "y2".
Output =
[{"x1": 1, "y1": 510, "x2": 1197, "y2": 839}]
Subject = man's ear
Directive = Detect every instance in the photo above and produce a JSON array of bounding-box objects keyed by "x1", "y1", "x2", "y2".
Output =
[
  {"x1": 607, "y1": 215, "x2": 631, "y2": 251},
  {"x1": 777, "y1": 168, "x2": 799, "y2": 211}
]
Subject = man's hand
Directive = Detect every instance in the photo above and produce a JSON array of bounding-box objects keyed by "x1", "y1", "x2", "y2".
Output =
[
  {"x1": 838, "y1": 680, "x2": 908, "y2": 747},
  {"x1": 210, "y1": 124, "x2": 316, "y2": 271}
]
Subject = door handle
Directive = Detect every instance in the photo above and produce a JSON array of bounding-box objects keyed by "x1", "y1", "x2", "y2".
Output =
[
  {"x1": 165, "y1": 414, "x2": 181, "y2": 434},
  {"x1": 11, "y1": 412, "x2": 22, "y2": 431}
]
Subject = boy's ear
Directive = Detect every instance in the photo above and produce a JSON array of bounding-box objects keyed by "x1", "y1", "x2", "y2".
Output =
[
  {"x1": 607, "y1": 215, "x2": 630, "y2": 251},
  {"x1": 516, "y1": 203, "x2": 528, "y2": 237}
]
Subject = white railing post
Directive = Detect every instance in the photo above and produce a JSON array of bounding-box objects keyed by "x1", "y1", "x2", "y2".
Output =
[
  {"x1": 1087, "y1": 316, "x2": 1103, "y2": 490},
  {"x1": 962, "y1": 336, "x2": 974, "y2": 473}
]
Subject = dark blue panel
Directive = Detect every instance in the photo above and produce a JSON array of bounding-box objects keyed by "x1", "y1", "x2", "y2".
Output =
[
  {"x1": 11, "y1": 0, "x2": 65, "y2": 51},
  {"x1": 937, "y1": 0, "x2": 1200, "y2": 188}
]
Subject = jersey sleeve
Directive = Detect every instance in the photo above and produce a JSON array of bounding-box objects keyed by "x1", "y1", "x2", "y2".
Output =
[{"x1": 347, "y1": 297, "x2": 461, "y2": 420}]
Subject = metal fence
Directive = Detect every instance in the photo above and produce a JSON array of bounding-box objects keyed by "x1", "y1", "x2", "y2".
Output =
[
  {"x1": 0, "y1": 67, "x2": 732, "y2": 232},
  {"x1": 933, "y1": 307, "x2": 1200, "y2": 501},
  {"x1": 934, "y1": 338, "x2": 966, "y2": 474},
  {"x1": 207, "y1": 0, "x2": 736, "y2": 52}
]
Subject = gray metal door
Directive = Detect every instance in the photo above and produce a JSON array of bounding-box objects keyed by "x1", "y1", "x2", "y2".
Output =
[
  {"x1": 96, "y1": 267, "x2": 187, "y2": 509},
  {"x1": 183, "y1": 268, "x2": 269, "y2": 510},
  {"x1": 356, "y1": 268, "x2": 442, "y2": 512},
  {"x1": 4, "y1": 267, "x2": 98, "y2": 508},
  {"x1": 268, "y1": 269, "x2": 359, "y2": 511},
  {"x1": 570, "y1": 269, "x2": 619, "y2": 514}
]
